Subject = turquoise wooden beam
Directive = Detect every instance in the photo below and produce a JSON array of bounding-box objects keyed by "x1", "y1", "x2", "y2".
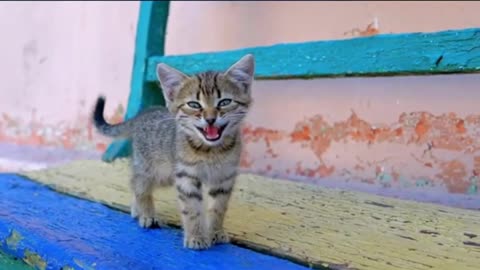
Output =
[
  {"x1": 103, "y1": 1, "x2": 170, "y2": 162},
  {"x1": 145, "y1": 28, "x2": 480, "y2": 81}
]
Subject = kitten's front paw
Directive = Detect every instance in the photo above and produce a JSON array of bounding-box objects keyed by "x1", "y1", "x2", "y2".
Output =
[
  {"x1": 184, "y1": 235, "x2": 211, "y2": 250},
  {"x1": 211, "y1": 230, "x2": 230, "y2": 245},
  {"x1": 130, "y1": 205, "x2": 139, "y2": 219},
  {"x1": 138, "y1": 216, "x2": 162, "y2": 229}
]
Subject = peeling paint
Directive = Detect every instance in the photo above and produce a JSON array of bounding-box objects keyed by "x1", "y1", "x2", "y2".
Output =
[
  {"x1": 0, "y1": 107, "x2": 124, "y2": 152},
  {"x1": 240, "y1": 110, "x2": 480, "y2": 195},
  {"x1": 73, "y1": 259, "x2": 96, "y2": 270},
  {"x1": 6, "y1": 230, "x2": 23, "y2": 250},
  {"x1": 1, "y1": 105, "x2": 479, "y2": 197},
  {"x1": 344, "y1": 17, "x2": 380, "y2": 37},
  {"x1": 23, "y1": 250, "x2": 46, "y2": 270},
  {"x1": 0, "y1": 251, "x2": 34, "y2": 270}
]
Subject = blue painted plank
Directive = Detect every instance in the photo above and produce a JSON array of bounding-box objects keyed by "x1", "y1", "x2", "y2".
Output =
[
  {"x1": 0, "y1": 174, "x2": 310, "y2": 270},
  {"x1": 103, "y1": 1, "x2": 169, "y2": 162},
  {"x1": 145, "y1": 28, "x2": 480, "y2": 82}
]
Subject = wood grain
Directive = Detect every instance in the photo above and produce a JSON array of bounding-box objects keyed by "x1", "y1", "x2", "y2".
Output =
[{"x1": 24, "y1": 160, "x2": 480, "y2": 270}]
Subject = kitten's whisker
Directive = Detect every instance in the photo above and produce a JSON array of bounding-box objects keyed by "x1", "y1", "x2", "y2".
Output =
[{"x1": 228, "y1": 112, "x2": 247, "y2": 117}]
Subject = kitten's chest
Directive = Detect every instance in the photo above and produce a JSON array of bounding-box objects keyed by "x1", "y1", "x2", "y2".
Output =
[{"x1": 196, "y1": 158, "x2": 238, "y2": 184}]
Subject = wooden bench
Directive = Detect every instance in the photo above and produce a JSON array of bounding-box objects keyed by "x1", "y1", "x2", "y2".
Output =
[{"x1": 102, "y1": 1, "x2": 480, "y2": 162}]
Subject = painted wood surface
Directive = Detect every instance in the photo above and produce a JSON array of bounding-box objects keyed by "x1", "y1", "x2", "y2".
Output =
[
  {"x1": 24, "y1": 160, "x2": 480, "y2": 270},
  {"x1": 103, "y1": 1, "x2": 169, "y2": 162},
  {"x1": 0, "y1": 174, "x2": 308, "y2": 270},
  {"x1": 0, "y1": 251, "x2": 34, "y2": 270},
  {"x1": 146, "y1": 28, "x2": 480, "y2": 82}
]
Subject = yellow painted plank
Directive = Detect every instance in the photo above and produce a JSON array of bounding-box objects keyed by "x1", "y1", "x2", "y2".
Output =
[{"x1": 24, "y1": 160, "x2": 480, "y2": 270}]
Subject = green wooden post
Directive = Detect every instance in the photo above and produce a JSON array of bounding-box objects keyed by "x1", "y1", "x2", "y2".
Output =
[{"x1": 102, "y1": 1, "x2": 170, "y2": 162}]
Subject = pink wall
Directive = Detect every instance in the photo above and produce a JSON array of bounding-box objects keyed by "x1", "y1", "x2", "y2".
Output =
[
  {"x1": 0, "y1": 1, "x2": 479, "y2": 207},
  {"x1": 166, "y1": 1, "x2": 480, "y2": 54},
  {"x1": 0, "y1": 1, "x2": 138, "y2": 152}
]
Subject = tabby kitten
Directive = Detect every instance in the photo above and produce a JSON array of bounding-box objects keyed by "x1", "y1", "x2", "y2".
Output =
[{"x1": 92, "y1": 54, "x2": 255, "y2": 250}]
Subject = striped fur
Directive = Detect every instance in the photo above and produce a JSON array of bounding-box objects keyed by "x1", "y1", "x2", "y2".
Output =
[{"x1": 92, "y1": 54, "x2": 254, "y2": 250}]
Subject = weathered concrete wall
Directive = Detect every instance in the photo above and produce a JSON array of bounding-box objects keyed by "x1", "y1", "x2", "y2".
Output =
[{"x1": 0, "y1": 1, "x2": 479, "y2": 201}]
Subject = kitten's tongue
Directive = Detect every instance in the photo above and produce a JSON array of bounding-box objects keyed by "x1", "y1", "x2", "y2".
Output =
[{"x1": 204, "y1": 125, "x2": 220, "y2": 139}]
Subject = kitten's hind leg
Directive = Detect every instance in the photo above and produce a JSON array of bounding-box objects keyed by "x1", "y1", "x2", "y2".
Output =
[{"x1": 130, "y1": 174, "x2": 161, "y2": 229}]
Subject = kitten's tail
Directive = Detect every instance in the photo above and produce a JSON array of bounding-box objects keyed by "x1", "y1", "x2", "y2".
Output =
[{"x1": 92, "y1": 96, "x2": 133, "y2": 138}]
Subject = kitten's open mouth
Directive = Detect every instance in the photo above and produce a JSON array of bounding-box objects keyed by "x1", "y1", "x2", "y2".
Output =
[{"x1": 196, "y1": 123, "x2": 228, "y2": 142}]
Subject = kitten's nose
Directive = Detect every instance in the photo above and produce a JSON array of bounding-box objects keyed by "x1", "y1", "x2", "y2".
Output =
[{"x1": 205, "y1": 118, "x2": 216, "y2": 125}]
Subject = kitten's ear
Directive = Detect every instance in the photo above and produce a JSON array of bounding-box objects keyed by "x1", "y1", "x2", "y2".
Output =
[
  {"x1": 224, "y1": 54, "x2": 255, "y2": 93},
  {"x1": 156, "y1": 63, "x2": 189, "y2": 105}
]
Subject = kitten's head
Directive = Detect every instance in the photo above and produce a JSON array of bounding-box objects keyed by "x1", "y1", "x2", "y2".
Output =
[{"x1": 156, "y1": 54, "x2": 255, "y2": 146}]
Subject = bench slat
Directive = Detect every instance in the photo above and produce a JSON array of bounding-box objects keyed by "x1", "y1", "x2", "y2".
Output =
[{"x1": 146, "y1": 28, "x2": 480, "y2": 82}]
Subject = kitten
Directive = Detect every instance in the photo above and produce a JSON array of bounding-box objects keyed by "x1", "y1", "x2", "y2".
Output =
[{"x1": 92, "y1": 54, "x2": 255, "y2": 250}]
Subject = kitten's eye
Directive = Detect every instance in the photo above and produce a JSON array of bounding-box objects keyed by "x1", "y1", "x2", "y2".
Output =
[
  {"x1": 187, "y1": 101, "x2": 202, "y2": 109},
  {"x1": 217, "y1": 99, "x2": 232, "y2": 107}
]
